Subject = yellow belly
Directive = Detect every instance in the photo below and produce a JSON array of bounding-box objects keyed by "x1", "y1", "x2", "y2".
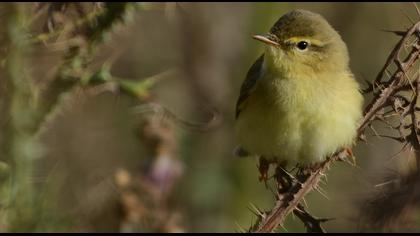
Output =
[{"x1": 235, "y1": 72, "x2": 363, "y2": 166}]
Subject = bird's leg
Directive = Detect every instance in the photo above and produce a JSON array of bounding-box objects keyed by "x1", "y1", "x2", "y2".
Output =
[{"x1": 258, "y1": 156, "x2": 270, "y2": 184}]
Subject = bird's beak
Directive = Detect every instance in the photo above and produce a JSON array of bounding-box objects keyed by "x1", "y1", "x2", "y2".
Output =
[{"x1": 252, "y1": 34, "x2": 279, "y2": 47}]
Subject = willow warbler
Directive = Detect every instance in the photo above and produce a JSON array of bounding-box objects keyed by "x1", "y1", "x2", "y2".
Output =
[{"x1": 234, "y1": 10, "x2": 363, "y2": 168}]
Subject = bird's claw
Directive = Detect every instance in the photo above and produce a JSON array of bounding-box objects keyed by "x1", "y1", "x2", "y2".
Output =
[{"x1": 337, "y1": 147, "x2": 356, "y2": 166}]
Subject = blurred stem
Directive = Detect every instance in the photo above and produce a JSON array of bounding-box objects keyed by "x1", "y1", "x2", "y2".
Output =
[
  {"x1": 5, "y1": 3, "x2": 40, "y2": 231},
  {"x1": 35, "y1": 3, "x2": 132, "y2": 136},
  {"x1": 3, "y1": 2, "x2": 133, "y2": 231}
]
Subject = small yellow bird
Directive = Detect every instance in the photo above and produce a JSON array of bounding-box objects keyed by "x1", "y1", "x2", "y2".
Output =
[{"x1": 234, "y1": 10, "x2": 363, "y2": 175}]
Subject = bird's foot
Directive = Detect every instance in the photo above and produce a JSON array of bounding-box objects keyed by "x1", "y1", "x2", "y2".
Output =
[
  {"x1": 275, "y1": 166, "x2": 296, "y2": 193},
  {"x1": 337, "y1": 147, "x2": 356, "y2": 166},
  {"x1": 345, "y1": 147, "x2": 353, "y2": 157},
  {"x1": 295, "y1": 165, "x2": 315, "y2": 182}
]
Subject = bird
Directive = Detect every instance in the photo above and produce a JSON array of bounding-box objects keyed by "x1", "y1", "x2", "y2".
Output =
[{"x1": 234, "y1": 9, "x2": 363, "y2": 180}]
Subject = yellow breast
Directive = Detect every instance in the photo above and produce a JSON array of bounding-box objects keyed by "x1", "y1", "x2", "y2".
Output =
[{"x1": 235, "y1": 71, "x2": 363, "y2": 166}]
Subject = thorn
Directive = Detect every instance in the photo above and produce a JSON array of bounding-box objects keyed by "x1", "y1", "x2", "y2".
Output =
[
  {"x1": 413, "y1": 2, "x2": 420, "y2": 19},
  {"x1": 247, "y1": 206, "x2": 259, "y2": 217},
  {"x1": 385, "y1": 69, "x2": 393, "y2": 79},
  {"x1": 235, "y1": 222, "x2": 247, "y2": 233},
  {"x1": 381, "y1": 29, "x2": 406, "y2": 36},
  {"x1": 302, "y1": 197, "x2": 309, "y2": 209},
  {"x1": 401, "y1": 9, "x2": 416, "y2": 25},
  {"x1": 319, "y1": 217, "x2": 336, "y2": 223},
  {"x1": 291, "y1": 211, "x2": 296, "y2": 220},
  {"x1": 278, "y1": 166, "x2": 298, "y2": 183},
  {"x1": 293, "y1": 206, "x2": 305, "y2": 214},
  {"x1": 318, "y1": 176, "x2": 328, "y2": 186},
  {"x1": 369, "y1": 124, "x2": 381, "y2": 138},
  {"x1": 248, "y1": 203, "x2": 264, "y2": 217},
  {"x1": 359, "y1": 133, "x2": 367, "y2": 142},
  {"x1": 374, "y1": 179, "x2": 397, "y2": 188},
  {"x1": 314, "y1": 185, "x2": 330, "y2": 200},
  {"x1": 280, "y1": 224, "x2": 288, "y2": 232},
  {"x1": 402, "y1": 69, "x2": 416, "y2": 94},
  {"x1": 387, "y1": 142, "x2": 410, "y2": 162},
  {"x1": 320, "y1": 171, "x2": 328, "y2": 182},
  {"x1": 378, "y1": 134, "x2": 406, "y2": 142}
]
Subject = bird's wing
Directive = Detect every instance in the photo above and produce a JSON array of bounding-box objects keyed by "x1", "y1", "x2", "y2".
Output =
[{"x1": 235, "y1": 54, "x2": 264, "y2": 118}]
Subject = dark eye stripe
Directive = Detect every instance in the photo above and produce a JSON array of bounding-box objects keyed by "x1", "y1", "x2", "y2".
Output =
[
  {"x1": 310, "y1": 43, "x2": 327, "y2": 52},
  {"x1": 281, "y1": 40, "x2": 326, "y2": 51}
]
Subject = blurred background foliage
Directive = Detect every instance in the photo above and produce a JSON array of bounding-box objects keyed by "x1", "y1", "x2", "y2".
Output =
[{"x1": 0, "y1": 2, "x2": 418, "y2": 233}]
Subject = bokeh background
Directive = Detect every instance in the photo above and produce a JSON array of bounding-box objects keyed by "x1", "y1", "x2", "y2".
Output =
[{"x1": 0, "y1": 2, "x2": 419, "y2": 233}]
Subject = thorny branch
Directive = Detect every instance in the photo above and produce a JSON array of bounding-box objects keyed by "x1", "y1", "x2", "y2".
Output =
[{"x1": 249, "y1": 16, "x2": 420, "y2": 233}]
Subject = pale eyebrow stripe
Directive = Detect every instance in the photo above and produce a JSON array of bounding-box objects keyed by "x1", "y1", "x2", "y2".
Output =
[{"x1": 284, "y1": 37, "x2": 326, "y2": 47}]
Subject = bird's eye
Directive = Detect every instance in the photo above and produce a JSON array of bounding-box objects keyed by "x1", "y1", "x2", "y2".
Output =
[{"x1": 296, "y1": 41, "x2": 309, "y2": 51}]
